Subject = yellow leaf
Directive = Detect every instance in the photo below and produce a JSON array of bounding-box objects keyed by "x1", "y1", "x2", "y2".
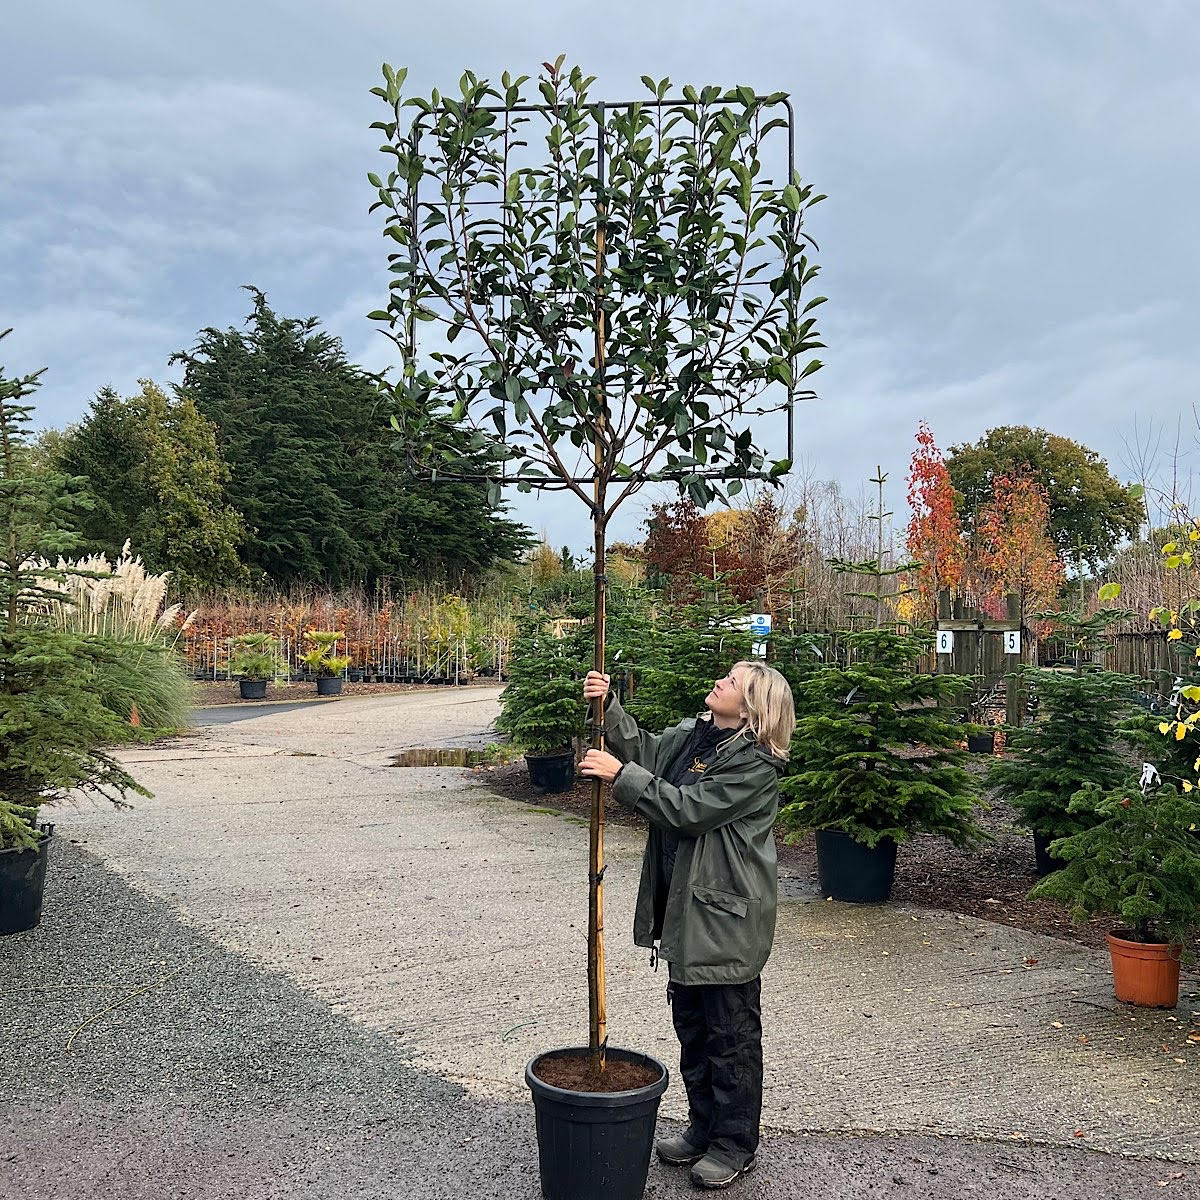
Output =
[
  {"x1": 1168, "y1": 629, "x2": 1184, "y2": 641},
  {"x1": 1182, "y1": 687, "x2": 1200, "y2": 703},
  {"x1": 1183, "y1": 781, "x2": 1194, "y2": 792},
  {"x1": 1163, "y1": 542, "x2": 1179, "y2": 555},
  {"x1": 1177, "y1": 723, "x2": 1188, "y2": 741},
  {"x1": 1159, "y1": 722, "x2": 1172, "y2": 735},
  {"x1": 1192, "y1": 531, "x2": 1199, "y2": 542}
]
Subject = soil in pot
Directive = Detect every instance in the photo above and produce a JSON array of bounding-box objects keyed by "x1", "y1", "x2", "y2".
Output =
[
  {"x1": 239, "y1": 678, "x2": 268, "y2": 700},
  {"x1": 526, "y1": 751, "x2": 575, "y2": 795},
  {"x1": 526, "y1": 1047, "x2": 669, "y2": 1200},
  {"x1": 0, "y1": 825, "x2": 53, "y2": 936},
  {"x1": 816, "y1": 829, "x2": 897, "y2": 903},
  {"x1": 532, "y1": 1050, "x2": 661, "y2": 1093},
  {"x1": 1107, "y1": 930, "x2": 1182, "y2": 1008}
]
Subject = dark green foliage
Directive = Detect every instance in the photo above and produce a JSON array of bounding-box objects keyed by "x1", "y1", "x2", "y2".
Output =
[
  {"x1": 0, "y1": 331, "x2": 148, "y2": 851},
  {"x1": 52, "y1": 381, "x2": 247, "y2": 596},
  {"x1": 174, "y1": 290, "x2": 529, "y2": 591},
  {"x1": 780, "y1": 629, "x2": 982, "y2": 848},
  {"x1": 496, "y1": 609, "x2": 589, "y2": 754},
  {"x1": 946, "y1": 426, "x2": 1143, "y2": 564},
  {"x1": 616, "y1": 580, "x2": 754, "y2": 732},
  {"x1": 1031, "y1": 783, "x2": 1200, "y2": 947},
  {"x1": 988, "y1": 668, "x2": 1136, "y2": 839}
]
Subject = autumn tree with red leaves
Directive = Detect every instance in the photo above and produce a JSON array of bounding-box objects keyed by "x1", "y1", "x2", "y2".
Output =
[
  {"x1": 972, "y1": 472, "x2": 1064, "y2": 626},
  {"x1": 906, "y1": 421, "x2": 965, "y2": 623}
]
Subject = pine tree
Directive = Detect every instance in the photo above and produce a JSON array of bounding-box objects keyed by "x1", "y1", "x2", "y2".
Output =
[
  {"x1": 0, "y1": 331, "x2": 148, "y2": 851},
  {"x1": 990, "y1": 609, "x2": 1138, "y2": 839},
  {"x1": 496, "y1": 609, "x2": 589, "y2": 754},
  {"x1": 780, "y1": 627, "x2": 983, "y2": 847},
  {"x1": 1030, "y1": 782, "x2": 1200, "y2": 946}
]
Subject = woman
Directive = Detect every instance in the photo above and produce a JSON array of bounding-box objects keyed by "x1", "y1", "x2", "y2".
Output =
[{"x1": 579, "y1": 661, "x2": 795, "y2": 1191}]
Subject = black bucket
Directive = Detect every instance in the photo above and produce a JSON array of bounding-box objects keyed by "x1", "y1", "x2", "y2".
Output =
[
  {"x1": 1032, "y1": 831, "x2": 1062, "y2": 877},
  {"x1": 526, "y1": 1048, "x2": 669, "y2": 1200},
  {"x1": 316, "y1": 677, "x2": 343, "y2": 697},
  {"x1": 0, "y1": 824, "x2": 54, "y2": 936},
  {"x1": 239, "y1": 679, "x2": 268, "y2": 700},
  {"x1": 966, "y1": 730, "x2": 996, "y2": 754},
  {"x1": 525, "y1": 752, "x2": 575, "y2": 795},
  {"x1": 815, "y1": 829, "x2": 897, "y2": 903}
]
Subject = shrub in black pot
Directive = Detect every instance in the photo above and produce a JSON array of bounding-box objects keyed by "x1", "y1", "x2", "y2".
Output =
[
  {"x1": 989, "y1": 663, "x2": 1136, "y2": 877},
  {"x1": 0, "y1": 338, "x2": 149, "y2": 933},
  {"x1": 496, "y1": 610, "x2": 588, "y2": 795},
  {"x1": 300, "y1": 630, "x2": 351, "y2": 697},
  {"x1": 229, "y1": 633, "x2": 283, "y2": 701},
  {"x1": 780, "y1": 629, "x2": 984, "y2": 903}
]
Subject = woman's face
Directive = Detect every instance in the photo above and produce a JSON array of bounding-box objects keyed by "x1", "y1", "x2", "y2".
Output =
[{"x1": 705, "y1": 666, "x2": 747, "y2": 723}]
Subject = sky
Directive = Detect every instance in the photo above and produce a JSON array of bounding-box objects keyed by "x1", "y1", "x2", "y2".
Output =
[{"x1": 3, "y1": 1, "x2": 1198, "y2": 551}]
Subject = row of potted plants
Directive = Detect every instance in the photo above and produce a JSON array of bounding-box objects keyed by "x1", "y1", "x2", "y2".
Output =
[{"x1": 228, "y1": 630, "x2": 350, "y2": 698}]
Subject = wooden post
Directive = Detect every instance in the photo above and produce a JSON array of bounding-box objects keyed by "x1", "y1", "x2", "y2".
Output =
[
  {"x1": 1005, "y1": 591, "x2": 1024, "y2": 729},
  {"x1": 587, "y1": 110, "x2": 608, "y2": 1074}
]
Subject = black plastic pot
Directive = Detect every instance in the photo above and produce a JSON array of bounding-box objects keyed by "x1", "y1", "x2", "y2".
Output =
[
  {"x1": 966, "y1": 730, "x2": 996, "y2": 754},
  {"x1": 526, "y1": 1048, "x2": 669, "y2": 1200},
  {"x1": 239, "y1": 678, "x2": 268, "y2": 700},
  {"x1": 815, "y1": 829, "x2": 897, "y2": 903},
  {"x1": 1032, "y1": 831, "x2": 1062, "y2": 877},
  {"x1": 526, "y1": 751, "x2": 575, "y2": 795},
  {"x1": 1, "y1": 824, "x2": 53, "y2": 936},
  {"x1": 347, "y1": 668, "x2": 364, "y2": 683},
  {"x1": 316, "y1": 676, "x2": 343, "y2": 697}
]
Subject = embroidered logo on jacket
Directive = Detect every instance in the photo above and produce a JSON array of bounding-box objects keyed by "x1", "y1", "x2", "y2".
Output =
[{"x1": 690, "y1": 757, "x2": 708, "y2": 775}]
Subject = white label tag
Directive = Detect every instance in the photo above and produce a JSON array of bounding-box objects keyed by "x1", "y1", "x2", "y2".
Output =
[
  {"x1": 937, "y1": 630, "x2": 954, "y2": 655},
  {"x1": 1004, "y1": 630, "x2": 1021, "y2": 654}
]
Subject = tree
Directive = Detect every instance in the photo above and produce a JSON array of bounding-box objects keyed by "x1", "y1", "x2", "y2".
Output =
[
  {"x1": 174, "y1": 289, "x2": 529, "y2": 589},
  {"x1": 906, "y1": 421, "x2": 964, "y2": 624},
  {"x1": 0, "y1": 330, "x2": 147, "y2": 851},
  {"x1": 370, "y1": 60, "x2": 825, "y2": 1069},
  {"x1": 52, "y1": 381, "x2": 247, "y2": 596},
  {"x1": 970, "y1": 472, "x2": 1064, "y2": 624},
  {"x1": 779, "y1": 627, "x2": 982, "y2": 849},
  {"x1": 946, "y1": 427, "x2": 1143, "y2": 564}
]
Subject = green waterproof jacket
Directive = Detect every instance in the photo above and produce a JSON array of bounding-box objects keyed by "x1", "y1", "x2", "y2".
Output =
[{"x1": 605, "y1": 694, "x2": 784, "y2": 986}]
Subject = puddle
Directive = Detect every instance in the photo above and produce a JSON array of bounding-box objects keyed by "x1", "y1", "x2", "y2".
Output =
[{"x1": 389, "y1": 747, "x2": 488, "y2": 767}]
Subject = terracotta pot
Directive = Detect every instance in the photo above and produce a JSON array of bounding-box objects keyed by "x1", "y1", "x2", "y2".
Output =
[{"x1": 1106, "y1": 930, "x2": 1182, "y2": 1008}]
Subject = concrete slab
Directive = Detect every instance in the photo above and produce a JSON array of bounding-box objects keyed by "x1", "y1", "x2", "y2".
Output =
[{"x1": 40, "y1": 688, "x2": 1200, "y2": 1164}]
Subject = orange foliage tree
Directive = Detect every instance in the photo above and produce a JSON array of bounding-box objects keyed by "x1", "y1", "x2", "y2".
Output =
[
  {"x1": 905, "y1": 421, "x2": 965, "y2": 624},
  {"x1": 972, "y1": 472, "x2": 1064, "y2": 626}
]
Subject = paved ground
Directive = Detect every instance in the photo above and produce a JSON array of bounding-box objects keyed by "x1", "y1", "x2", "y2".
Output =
[{"x1": 3, "y1": 687, "x2": 1199, "y2": 1197}]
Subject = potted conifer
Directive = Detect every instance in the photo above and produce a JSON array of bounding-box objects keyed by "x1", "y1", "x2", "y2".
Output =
[
  {"x1": 496, "y1": 611, "x2": 586, "y2": 794},
  {"x1": 1031, "y1": 781, "x2": 1200, "y2": 1008},
  {"x1": 300, "y1": 630, "x2": 352, "y2": 696},
  {"x1": 0, "y1": 334, "x2": 149, "y2": 934},
  {"x1": 989, "y1": 609, "x2": 1136, "y2": 876},
  {"x1": 229, "y1": 632, "x2": 283, "y2": 700},
  {"x1": 781, "y1": 627, "x2": 984, "y2": 902}
]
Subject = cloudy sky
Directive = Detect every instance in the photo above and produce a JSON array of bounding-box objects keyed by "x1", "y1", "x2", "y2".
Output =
[{"x1": 4, "y1": 1, "x2": 1197, "y2": 550}]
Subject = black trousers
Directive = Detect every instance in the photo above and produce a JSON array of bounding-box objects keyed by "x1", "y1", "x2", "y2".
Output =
[{"x1": 668, "y1": 977, "x2": 763, "y2": 1167}]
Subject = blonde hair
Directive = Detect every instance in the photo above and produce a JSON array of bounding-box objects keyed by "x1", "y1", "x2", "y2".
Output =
[{"x1": 732, "y1": 661, "x2": 795, "y2": 761}]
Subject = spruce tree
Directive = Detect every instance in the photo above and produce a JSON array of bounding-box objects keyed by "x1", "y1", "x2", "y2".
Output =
[
  {"x1": 0, "y1": 332, "x2": 148, "y2": 851},
  {"x1": 780, "y1": 627, "x2": 983, "y2": 847},
  {"x1": 988, "y1": 667, "x2": 1136, "y2": 839},
  {"x1": 1031, "y1": 782, "x2": 1200, "y2": 947}
]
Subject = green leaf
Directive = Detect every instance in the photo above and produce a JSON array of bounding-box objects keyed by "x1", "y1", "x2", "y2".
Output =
[
  {"x1": 504, "y1": 376, "x2": 522, "y2": 404},
  {"x1": 1127, "y1": 483, "x2": 1145, "y2": 500},
  {"x1": 782, "y1": 184, "x2": 800, "y2": 213},
  {"x1": 1098, "y1": 582, "x2": 1122, "y2": 602}
]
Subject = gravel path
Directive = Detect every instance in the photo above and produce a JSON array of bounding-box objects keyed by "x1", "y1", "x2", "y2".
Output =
[{"x1": 3, "y1": 845, "x2": 1195, "y2": 1200}]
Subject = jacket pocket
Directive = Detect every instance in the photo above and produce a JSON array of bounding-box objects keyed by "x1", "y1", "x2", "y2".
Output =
[{"x1": 692, "y1": 885, "x2": 750, "y2": 917}]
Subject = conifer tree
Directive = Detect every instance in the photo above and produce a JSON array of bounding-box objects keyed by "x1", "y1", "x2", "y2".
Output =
[
  {"x1": 0, "y1": 331, "x2": 148, "y2": 851},
  {"x1": 1031, "y1": 782, "x2": 1200, "y2": 947}
]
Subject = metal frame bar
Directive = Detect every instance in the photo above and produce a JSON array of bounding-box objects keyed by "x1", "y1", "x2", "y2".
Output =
[{"x1": 396, "y1": 93, "x2": 798, "y2": 489}]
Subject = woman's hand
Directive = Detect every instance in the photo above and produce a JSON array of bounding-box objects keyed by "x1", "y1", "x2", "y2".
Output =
[
  {"x1": 583, "y1": 671, "x2": 610, "y2": 703},
  {"x1": 578, "y1": 748, "x2": 623, "y2": 784}
]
